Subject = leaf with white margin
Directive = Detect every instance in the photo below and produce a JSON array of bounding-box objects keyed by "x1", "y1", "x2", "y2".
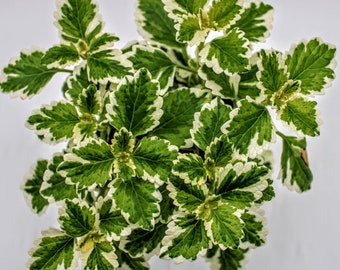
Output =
[
  {"x1": 168, "y1": 174, "x2": 207, "y2": 214},
  {"x1": 106, "y1": 68, "x2": 162, "y2": 136},
  {"x1": 214, "y1": 162, "x2": 270, "y2": 209},
  {"x1": 191, "y1": 97, "x2": 232, "y2": 150},
  {"x1": 176, "y1": 14, "x2": 209, "y2": 46},
  {"x1": 0, "y1": 49, "x2": 59, "y2": 98},
  {"x1": 162, "y1": 0, "x2": 210, "y2": 18},
  {"x1": 59, "y1": 199, "x2": 97, "y2": 237},
  {"x1": 208, "y1": 0, "x2": 242, "y2": 30},
  {"x1": 123, "y1": 222, "x2": 167, "y2": 258},
  {"x1": 81, "y1": 241, "x2": 118, "y2": 270},
  {"x1": 58, "y1": 139, "x2": 115, "y2": 188},
  {"x1": 278, "y1": 132, "x2": 313, "y2": 192},
  {"x1": 204, "y1": 135, "x2": 233, "y2": 168},
  {"x1": 160, "y1": 214, "x2": 211, "y2": 262},
  {"x1": 278, "y1": 97, "x2": 319, "y2": 137},
  {"x1": 159, "y1": 184, "x2": 176, "y2": 223},
  {"x1": 112, "y1": 178, "x2": 161, "y2": 231},
  {"x1": 128, "y1": 45, "x2": 177, "y2": 93},
  {"x1": 87, "y1": 49, "x2": 131, "y2": 83},
  {"x1": 40, "y1": 153, "x2": 77, "y2": 203},
  {"x1": 42, "y1": 43, "x2": 80, "y2": 68},
  {"x1": 198, "y1": 64, "x2": 239, "y2": 99},
  {"x1": 21, "y1": 159, "x2": 49, "y2": 214},
  {"x1": 77, "y1": 84, "x2": 101, "y2": 115},
  {"x1": 150, "y1": 87, "x2": 209, "y2": 147},
  {"x1": 137, "y1": 0, "x2": 181, "y2": 48},
  {"x1": 286, "y1": 38, "x2": 336, "y2": 95},
  {"x1": 26, "y1": 100, "x2": 80, "y2": 144},
  {"x1": 88, "y1": 32, "x2": 119, "y2": 53},
  {"x1": 240, "y1": 207, "x2": 267, "y2": 249},
  {"x1": 96, "y1": 198, "x2": 131, "y2": 241},
  {"x1": 225, "y1": 99, "x2": 275, "y2": 158},
  {"x1": 132, "y1": 137, "x2": 178, "y2": 185},
  {"x1": 199, "y1": 28, "x2": 250, "y2": 74},
  {"x1": 115, "y1": 246, "x2": 150, "y2": 270},
  {"x1": 206, "y1": 246, "x2": 248, "y2": 270},
  {"x1": 28, "y1": 228, "x2": 77, "y2": 270},
  {"x1": 228, "y1": 2, "x2": 273, "y2": 42},
  {"x1": 172, "y1": 153, "x2": 207, "y2": 186},
  {"x1": 238, "y1": 60, "x2": 262, "y2": 100}
]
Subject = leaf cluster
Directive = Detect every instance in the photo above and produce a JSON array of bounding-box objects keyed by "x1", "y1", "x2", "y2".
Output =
[{"x1": 0, "y1": 0, "x2": 336, "y2": 269}]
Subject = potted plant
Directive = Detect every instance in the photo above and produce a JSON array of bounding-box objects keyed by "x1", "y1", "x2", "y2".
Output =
[{"x1": 0, "y1": 0, "x2": 336, "y2": 269}]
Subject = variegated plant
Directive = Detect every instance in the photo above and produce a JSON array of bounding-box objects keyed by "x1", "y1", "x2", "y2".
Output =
[{"x1": 0, "y1": 0, "x2": 336, "y2": 269}]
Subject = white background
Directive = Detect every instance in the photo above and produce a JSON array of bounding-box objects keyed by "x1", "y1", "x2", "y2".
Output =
[{"x1": 0, "y1": 0, "x2": 339, "y2": 269}]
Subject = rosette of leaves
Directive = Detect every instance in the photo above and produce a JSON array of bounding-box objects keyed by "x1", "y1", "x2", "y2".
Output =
[{"x1": 0, "y1": 0, "x2": 336, "y2": 269}]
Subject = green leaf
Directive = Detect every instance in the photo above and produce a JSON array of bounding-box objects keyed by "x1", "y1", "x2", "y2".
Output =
[
  {"x1": 106, "y1": 68, "x2": 162, "y2": 136},
  {"x1": 136, "y1": 0, "x2": 181, "y2": 48},
  {"x1": 55, "y1": 0, "x2": 101, "y2": 43},
  {"x1": 112, "y1": 178, "x2": 161, "y2": 230},
  {"x1": 228, "y1": 2, "x2": 273, "y2": 42},
  {"x1": 278, "y1": 132, "x2": 313, "y2": 192},
  {"x1": 26, "y1": 101, "x2": 80, "y2": 144},
  {"x1": 176, "y1": 14, "x2": 209, "y2": 45},
  {"x1": 128, "y1": 45, "x2": 176, "y2": 93},
  {"x1": 40, "y1": 153, "x2": 78, "y2": 202},
  {"x1": 207, "y1": 247, "x2": 248, "y2": 270},
  {"x1": 42, "y1": 44, "x2": 80, "y2": 67},
  {"x1": 83, "y1": 241, "x2": 118, "y2": 270},
  {"x1": 172, "y1": 153, "x2": 207, "y2": 186},
  {"x1": 22, "y1": 159, "x2": 49, "y2": 214},
  {"x1": 112, "y1": 128, "x2": 135, "y2": 154},
  {"x1": 150, "y1": 87, "x2": 209, "y2": 147},
  {"x1": 58, "y1": 139, "x2": 115, "y2": 188},
  {"x1": 208, "y1": 0, "x2": 242, "y2": 30},
  {"x1": 161, "y1": 214, "x2": 211, "y2": 262},
  {"x1": 241, "y1": 207, "x2": 266, "y2": 248},
  {"x1": 88, "y1": 32, "x2": 119, "y2": 53},
  {"x1": 226, "y1": 100, "x2": 275, "y2": 158},
  {"x1": 199, "y1": 28, "x2": 249, "y2": 74},
  {"x1": 159, "y1": 184, "x2": 176, "y2": 223},
  {"x1": 169, "y1": 173, "x2": 207, "y2": 212},
  {"x1": 132, "y1": 137, "x2": 178, "y2": 184},
  {"x1": 191, "y1": 97, "x2": 231, "y2": 150},
  {"x1": 238, "y1": 61, "x2": 262, "y2": 100},
  {"x1": 204, "y1": 135, "x2": 233, "y2": 168},
  {"x1": 278, "y1": 97, "x2": 319, "y2": 136},
  {"x1": 97, "y1": 198, "x2": 131, "y2": 241},
  {"x1": 286, "y1": 38, "x2": 336, "y2": 94},
  {"x1": 64, "y1": 65, "x2": 91, "y2": 103},
  {"x1": 163, "y1": 0, "x2": 209, "y2": 16},
  {"x1": 0, "y1": 50, "x2": 59, "y2": 98},
  {"x1": 77, "y1": 84, "x2": 101, "y2": 115},
  {"x1": 115, "y1": 246, "x2": 150, "y2": 270},
  {"x1": 59, "y1": 199, "x2": 96, "y2": 237},
  {"x1": 29, "y1": 229, "x2": 76, "y2": 270},
  {"x1": 124, "y1": 222, "x2": 167, "y2": 257},
  {"x1": 87, "y1": 49, "x2": 131, "y2": 83}
]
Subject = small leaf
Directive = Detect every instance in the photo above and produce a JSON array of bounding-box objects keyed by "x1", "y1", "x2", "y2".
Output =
[
  {"x1": 161, "y1": 214, "x2": 210, "y2": 262},
  {"x1": 278, "y1": 132, "x2": 313, "y2": 192},
  {"x1": 58, "y1": 139, "x2": 115, "y2": 188},
  {"x1": 29, "y1": 229, "x2": 76, "y2": 270},
  {"x1": 88, "y1": 32, "x2": 119, "y2": 53},
  {"x1": 150, "y1": 87, "x2": 209, "y2": 147},
  {"x1": 26, "y1": 101, "x2": 80, "y2": 144},
  {"x1": 176, "y1": 14, "x2": 209, "y2": 45},
  {"x1": 208, "y1": 0, "x2": 242, "y2": 30},
  {"x1": 83, "y1": 241, "x2": 118, "y2": 270},
  {"x1": 163, "y1": 0, "x2": 209, "y2": 16},
  {"x1": 77, "y1": 84, "x2": 101, "y2": 115},
  {"x1": 286, "y1": 38, "x2": 336, "y2": 94},
  {"x1": 106, "y1": 68, "x2": 162, "y2": 136},
  {"x1": 204, "y1": 135, "x2": 233, "y2": 168},
  {"x1": 278, "y1": 97, "x2": 319, "y2": 136},
  {"x1": 22, "y1": 160, "x2": 49, "y2": 214},
  {"x1": 112, "y1": 178, "x2": 161, "y2": 230},
  {"x1": 191, "y1": 97, "x2": 231, "y2": 150},
  {"x1": 59, "y1": 199, "x2": 97, "y2": 237},
  {"x1": 42, "y1": 44, "x2": 80, "y2": 67},
  {"x1": 207, "y1": 247, "x2": 248, "y2": 270},
  {"x1": 115, "y1": 246, "x2": 150, "y2": 270},
  {"x1": 199, "y1": 28, "x2": 249, "y2": 74},
  {"x1": 0, "y1": 50, "x2": 59, "y2": 98}
]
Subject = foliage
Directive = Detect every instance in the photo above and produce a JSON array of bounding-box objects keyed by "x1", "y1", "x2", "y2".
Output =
[{"x1": 0, "y1": 0, "x2": 336, "y2": 269}]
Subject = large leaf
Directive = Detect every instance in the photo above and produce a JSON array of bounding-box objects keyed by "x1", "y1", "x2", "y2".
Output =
[
  {"x1": 26, "y1": 101, "x2": 80, "y2": 144},
  {"x1": 226, "y1": 100, "x2": 275, "y2": 158},
  {"x1": 199, "y1": 28, "x2": 249, "y2": 74},
  {"x1": 29, "y1": 229, "x2": 76, "y2": 270},
  {"x1": 22, "y1": 159, "x2": 49, "y2": 214},
  {"x1": 112, "y1": 178, "x2": 161, "y2": 230},
  {"x1": 0, "y1": 50, "x2": 59, "y2": 98},
  {"x1": 150, "y1": 87, "x2": 209, "y2": 147},
  {"x1": 106, "y1": 68, "x2": 162, "y2": 136},
  {"x1": 82, "y1": 241, "x2": 118, "y2": 270},
  {"x1": 59, "y1": 199, "x2": 97, "y2": 237},
  {"x1": 286, "y1": 38, "x2": 336, "y2": 94},
  {"x1": 191, "y1": 97, "x2": 231, "y2": 150},
  {"x1": 160, "y1": 214, "x2": 210, "y2": 262},
  {"x1": 137, "y1": 0, "x2": 181, "y2": 48},
  {"x1": 58, "y1": 139, "x2": 115, "y2": 188},
  {"x1": 278, "y1": 132, "x2": 313, "y2": 192}
]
